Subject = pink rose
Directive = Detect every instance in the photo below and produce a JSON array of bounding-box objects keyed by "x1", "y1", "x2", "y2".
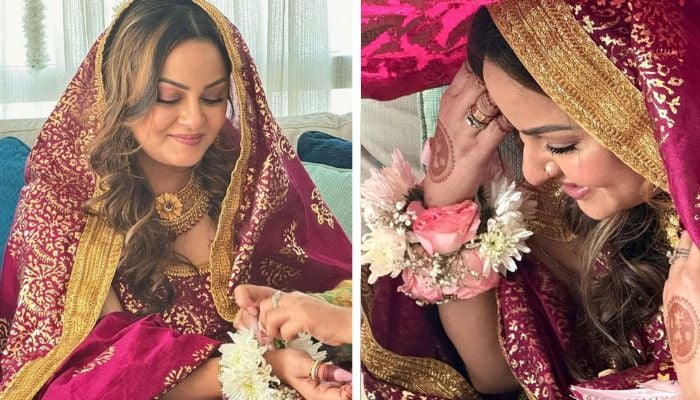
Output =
[
  {"x1": 450, "y1": 250, "x2": 499, "y2": 299},
  {"x1": 412, "y1": 199, "x2": 480, "y2": 255},
  {"x1": 406, "y1": 200, "x2": 425, "y2": 215},
  {"x1": 398, "y1": 269, "x2": 444, "y2": 304}
]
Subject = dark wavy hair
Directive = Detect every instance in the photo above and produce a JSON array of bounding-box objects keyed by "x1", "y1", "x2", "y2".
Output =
[
  {"x1": 86, "y1": 0, "x2": 236, "y2": 313},
  {"x1": 467, "y1": 7, "x2": 673, "y2": 380}
]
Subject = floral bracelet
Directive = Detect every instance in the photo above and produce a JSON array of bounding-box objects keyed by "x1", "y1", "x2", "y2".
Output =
[{"x1": 361, "y1": 149, "x2": 535, "y2": 305}]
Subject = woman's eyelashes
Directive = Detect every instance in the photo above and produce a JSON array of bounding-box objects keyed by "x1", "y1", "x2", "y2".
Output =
[
  {"x1": 156, "y1": 96, "x2": 226, "y2": 105},
  {"x1": 545, "y1": 143, "x2": 578, "y2": 155}
]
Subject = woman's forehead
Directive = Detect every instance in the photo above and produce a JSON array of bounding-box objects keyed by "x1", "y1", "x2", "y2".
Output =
[{"x1": 482, "y1": 60, "x2": 573, "y2": 132}]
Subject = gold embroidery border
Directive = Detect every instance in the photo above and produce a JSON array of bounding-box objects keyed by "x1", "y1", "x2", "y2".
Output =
[
  {"x1": 193, "y1": 0, "x2": 249, "y2": 322},
  {"x1": 162, "y1": 262, "x2": 211, "y2": 278},
  {"x1": 488, "y1": 0, "x2": 668, "y2": 192},
  {"x1": 361, "y1": 319, "x2": 478, "y2": 399},
  {"x1": 0, "y1": 0, "x2": 131, "y2": 395},
  {"x1": 0, "y1": 212, "x2": 123, "y2": 399}
]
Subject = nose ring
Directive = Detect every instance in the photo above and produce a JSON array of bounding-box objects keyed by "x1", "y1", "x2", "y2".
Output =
[{"x1": 544, "y1": 163, "x2": 554, "y2": 179}]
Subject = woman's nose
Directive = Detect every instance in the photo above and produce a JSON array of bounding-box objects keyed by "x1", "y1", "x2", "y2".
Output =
[
  {"x1": 179, "y1": 99, "x2": 205, "y2": 131},
  {"x1": 522, "y1": 147, "x2": 559, "y2": 186}
]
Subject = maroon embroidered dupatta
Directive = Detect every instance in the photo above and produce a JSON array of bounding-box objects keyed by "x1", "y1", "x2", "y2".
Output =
[
  {"x1": 0, "y1": 1, "x2": 351, "y2": 398},
  {"x1": 362, "y1": 0, "x2": 696, "y2": 398}
]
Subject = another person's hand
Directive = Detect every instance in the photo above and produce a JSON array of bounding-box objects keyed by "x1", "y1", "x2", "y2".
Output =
[
  {"x1": 234, "y1": 284, "x2": 352, "y2": 346},
  {"x1": 422, "y1": 63, "x2": 512, "y2": 207},
  {"x1": 663, "y1": 231, "x2": 700, "y2": 398},
  {"x1": 265, "y1": 348, "x2": 352, "y2": 400}
]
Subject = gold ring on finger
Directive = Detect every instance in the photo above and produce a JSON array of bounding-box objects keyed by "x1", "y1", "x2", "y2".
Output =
[
  {"x1": 669, "y1": 248, "x2": 690, "y2": 264},
  {"x1": 309, "y1": 359, "x2": 322, "y2": 381},
  {"x1": 470, "y1": 103, "x2": 498, "y2": 120},
  {"x1": 465, "y1": 105, "x2": 490, "y2": 130}
]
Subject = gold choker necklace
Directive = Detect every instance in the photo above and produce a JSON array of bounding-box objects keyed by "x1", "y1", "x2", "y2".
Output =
[{"x1": 154, "y1": 173, "x2": 211, "y2": 235}]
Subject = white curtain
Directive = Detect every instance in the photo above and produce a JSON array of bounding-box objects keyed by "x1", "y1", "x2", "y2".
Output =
[{"x1": 0, "y1": 0, "x2": 337, "y2": 118}]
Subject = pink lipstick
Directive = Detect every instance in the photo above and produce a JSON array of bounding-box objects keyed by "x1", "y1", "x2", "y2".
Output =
[
  {"x1": 170, "y1": 134, "x2": 204, "y2": 146},
  {"x1": 561, "y1": 183, "x2": 591, "y2": 200}
]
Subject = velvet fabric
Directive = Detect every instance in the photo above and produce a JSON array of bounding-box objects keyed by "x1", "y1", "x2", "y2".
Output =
[
  {"x1": 0, "y1": 0, "x2": 351, "y2": 398},
  {"x1": 38, "y1": 313, "x2": 220, "y2": 400}
]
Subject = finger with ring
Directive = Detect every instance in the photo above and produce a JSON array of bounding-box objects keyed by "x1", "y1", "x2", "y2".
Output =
[
  {"x1": 271, "y1": 290, "x2": 283, "y2": 310},
  {"x1": 669, "y1": 247, "x2": 691, "y2": 264},
  {"x1": 309, "y1": 359, "x2": 322, "y2": 381},
  {"x1": 465, "y1": 105, "x2": 490, "y2": 130}
]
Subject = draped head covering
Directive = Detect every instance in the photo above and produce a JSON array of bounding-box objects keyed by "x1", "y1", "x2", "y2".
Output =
[
  {"x1": 0, "y1": 1, "x2": 351, "y2": 397},
  {"x1": 362, "y1": 0, "x2": 697, "y2": 398}
]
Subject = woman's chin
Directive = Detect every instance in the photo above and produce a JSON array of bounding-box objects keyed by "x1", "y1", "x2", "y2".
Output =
[{"x1": 576, "y1": 200, "x2": 616, "y2": 221}]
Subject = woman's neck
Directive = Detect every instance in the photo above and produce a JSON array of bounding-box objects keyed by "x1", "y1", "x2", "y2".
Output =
[
  {"x1": 136, "y1": 153, "x2": 193, "y2": 195},
  {"x1": 529, "y1": 235, "x2": 583, "y2": 291}
]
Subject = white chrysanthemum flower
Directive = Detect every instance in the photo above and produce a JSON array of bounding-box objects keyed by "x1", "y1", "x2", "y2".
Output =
[
  {"x1": 484, "y1": 172, "x2": 537, "y2": 219},
  {"x1": 488, "y1": 173, "x2": 520, "y2": 215},
  {"x1": 219, "y1": 328, "x2": 280, "y2": 400},
  {"x1": 287, "y1": 332, "x2": 327, "y2": 361},
  {"x1": 220, "y1": 367, "x2": 278, "y2": 400},
  {"x1": 478, "y1": 218, "x2": 533, "y2": 276},
  {"x1": 219, "y1": 330, "x2": 267, "y2": 372},
  {"x1": 361, "y1": 227, "x2": 407, "y2": 283}
]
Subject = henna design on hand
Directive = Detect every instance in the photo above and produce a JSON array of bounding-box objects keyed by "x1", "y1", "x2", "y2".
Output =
[
  {"x1": 667, "y1": 296, "x2": 699, "y2": 364},
  {"x1": 428, "y1": 120, "x2": 455, "y2": 183}
]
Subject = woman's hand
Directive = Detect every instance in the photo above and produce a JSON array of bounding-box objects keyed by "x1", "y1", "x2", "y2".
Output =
[
  {"x1": 234, "y1": 285, "x2": 352, "y2": 346},
  {"x1": 422, "y1": 63, "x2": 512, "y2": 207},
  {"x1": 265, "y1": 348, "x2": 352, "y2": 400},
  {"x1": 663, "y1": 231, "x2": 700, "y2": 398}
]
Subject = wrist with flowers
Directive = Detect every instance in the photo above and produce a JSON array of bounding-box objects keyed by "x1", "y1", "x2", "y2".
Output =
[
  {"x1": 217, "y1": 323, "x2": 326, "y2": 399},
  {"x1": 361, "y1": 149, "x2": 535, "y2": 305},
  {"x1": 308, "y1": 279, "x2": 352, "y2": 307}
]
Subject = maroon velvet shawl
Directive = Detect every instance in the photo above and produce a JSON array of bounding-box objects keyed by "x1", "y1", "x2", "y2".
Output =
[{"x1": 0, "y1": 1, "x2": 350, "y2": 398}]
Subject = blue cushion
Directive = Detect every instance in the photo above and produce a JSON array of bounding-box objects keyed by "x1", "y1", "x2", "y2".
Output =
[
  {"x1": 0, "y1": 137, "x2": 30, "y2": 272},
  {"x1": 297, "y1": 131, "x2": 352, "y2": 169}
]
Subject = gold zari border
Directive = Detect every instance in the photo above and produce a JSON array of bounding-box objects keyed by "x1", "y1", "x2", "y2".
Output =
[
  {"x1": 0, "y1": 0, "x2": 131, "y2": 394},
  {"x1": 361, "y1": 320, "x2": 478, "y2": 399},
  {"x1": 193, "y1": 0, "x2": 248, "y2": 322},
  {"x1": 163, "y1": 262, "x2": 211, "y2": 278},
  {"x1": 0, "y1": 215, "x2": 123, "y2": 399},
  {"x1": 488, "y1": 0, "x2": 668, "y2": 192}
]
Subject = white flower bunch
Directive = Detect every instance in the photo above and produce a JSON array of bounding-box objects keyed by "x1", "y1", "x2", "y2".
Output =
[
  {"x1": 219, "y1": 329, "x2": 279, "y2": 400},
  {"x1": 219, "y1": 329, "x2": 327, "y2": 399},
  {"x1": 478, "y1": 172, "x2": 536, "y2": 276}
]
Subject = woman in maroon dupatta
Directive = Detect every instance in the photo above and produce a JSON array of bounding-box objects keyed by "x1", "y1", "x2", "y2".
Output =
[
  {"x1": 0, "y1": 1, "x2": 351, "y2": 399},
  {"x1": 361, "y1": 0, "x2": 700, "y2": 398}
]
